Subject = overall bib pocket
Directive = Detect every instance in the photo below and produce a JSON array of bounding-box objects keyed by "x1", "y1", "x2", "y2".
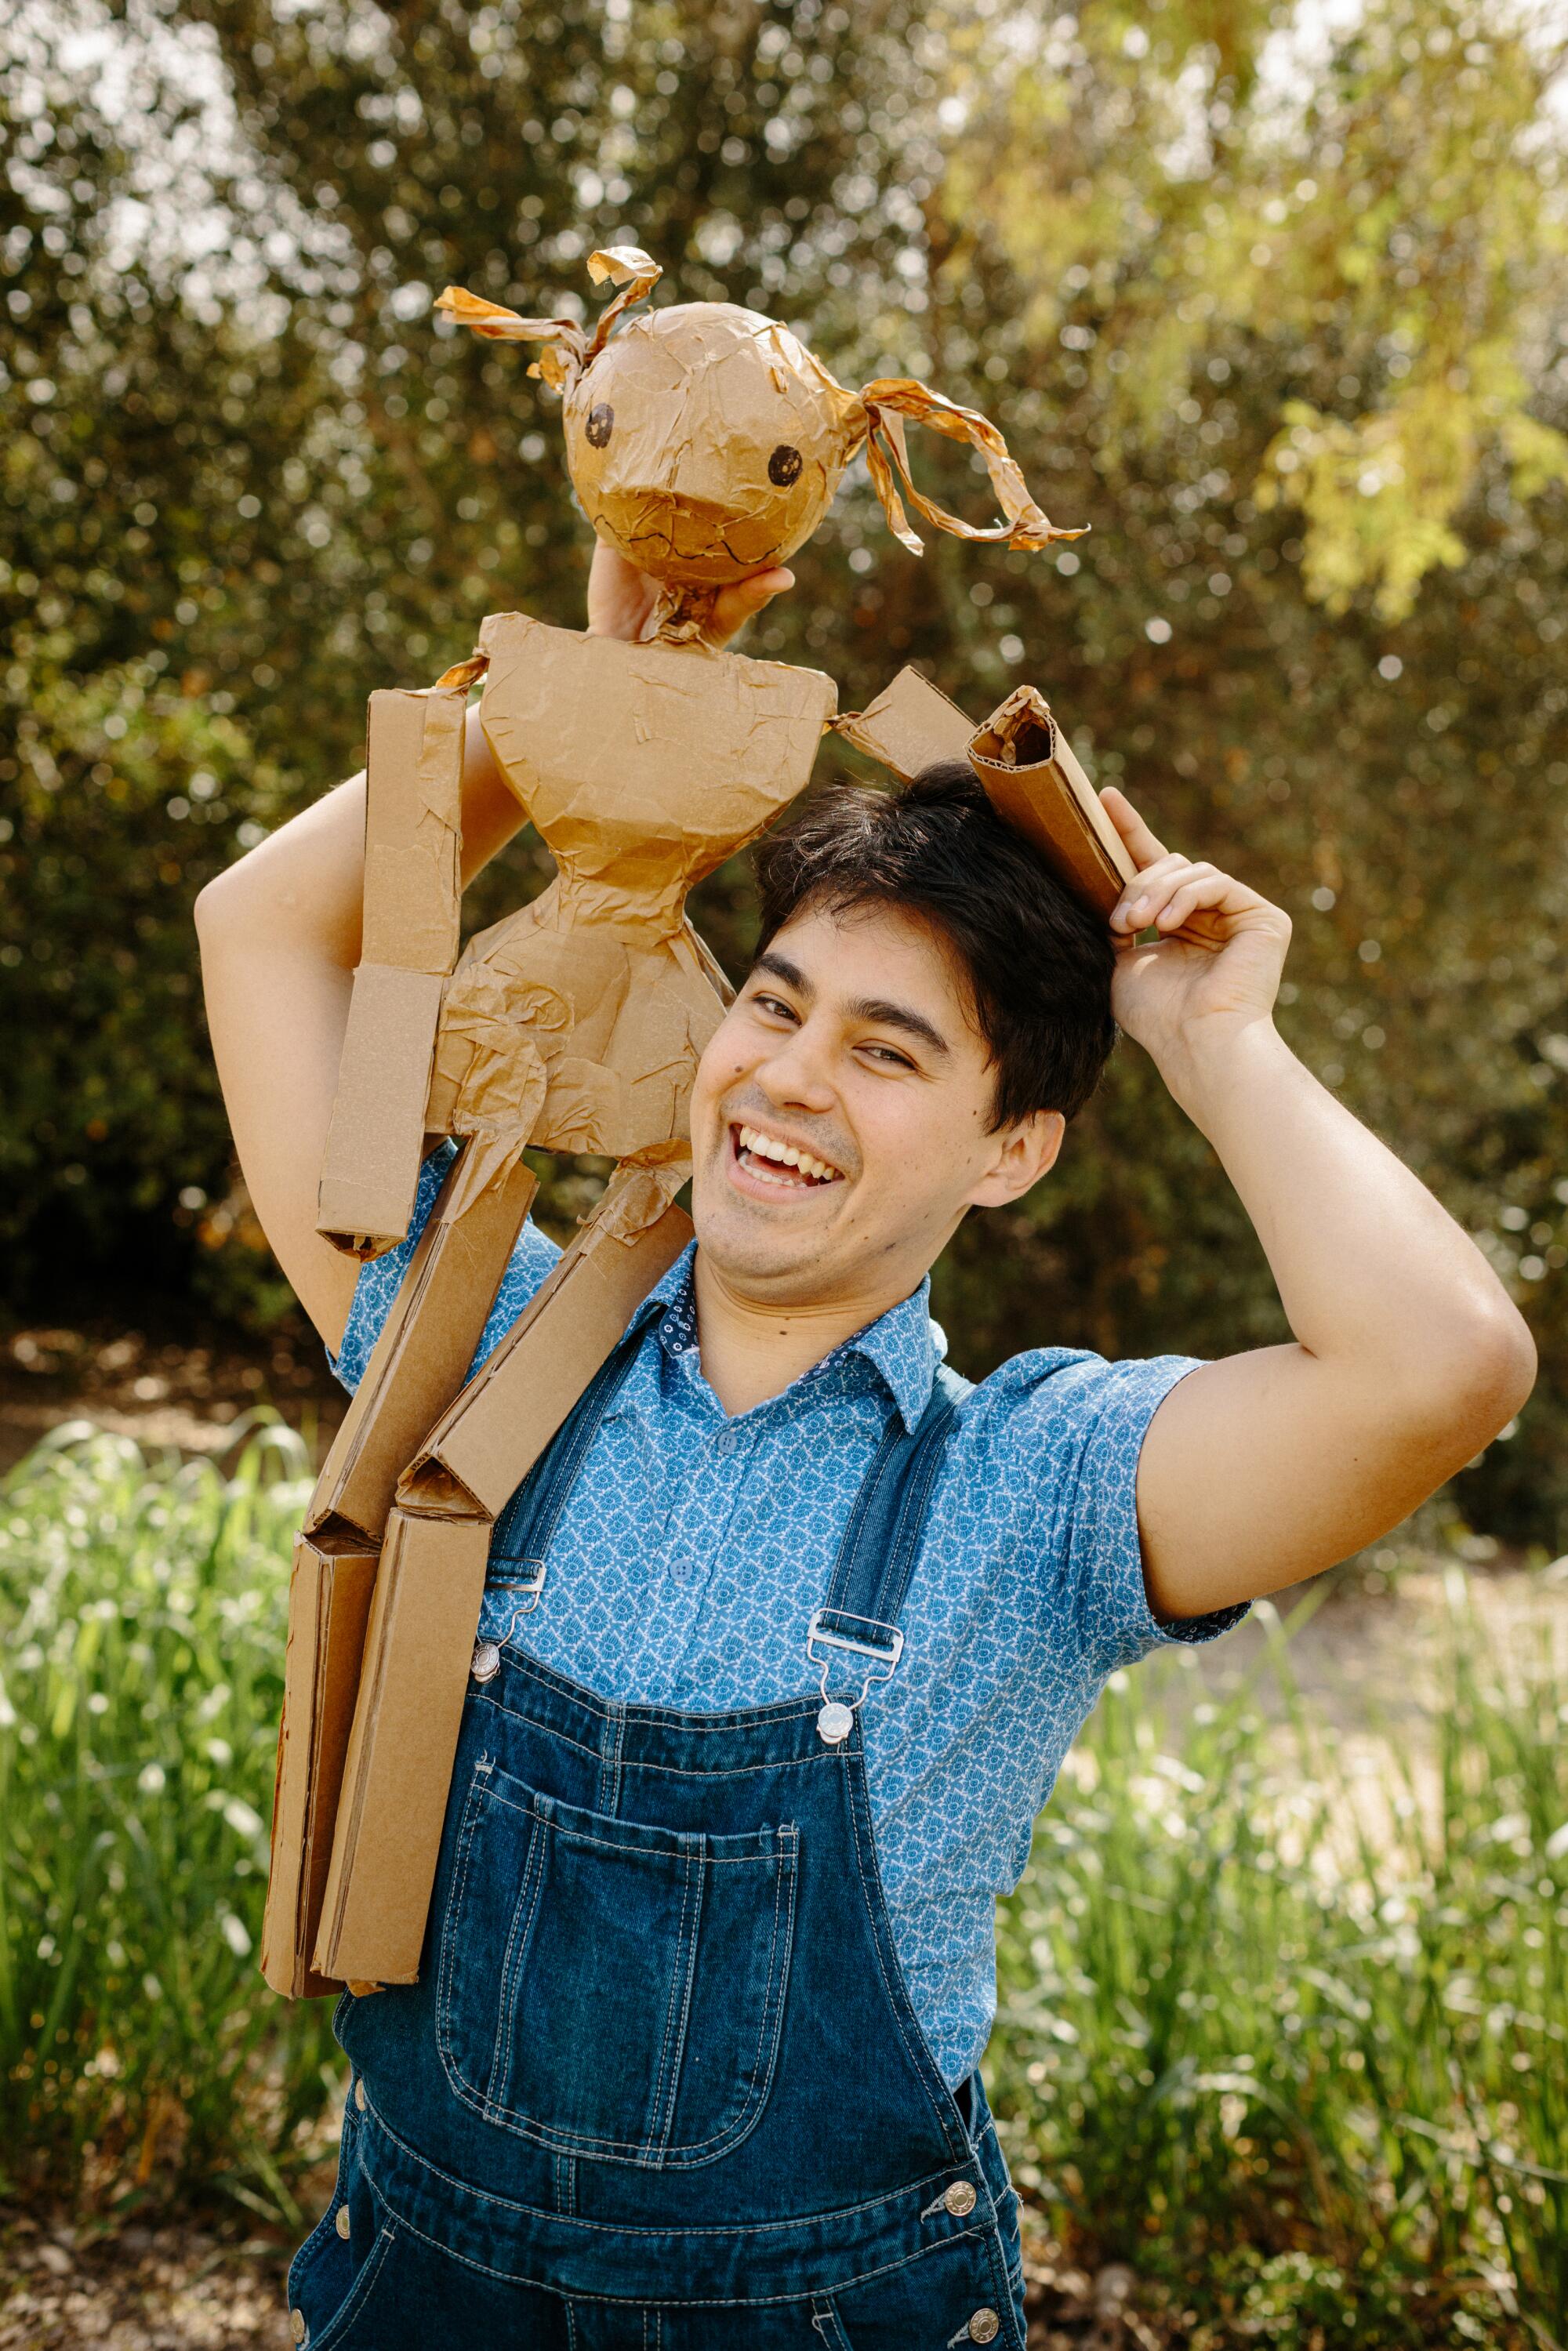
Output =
[{"x1": 437, "y1": 1756, "x2": 799, "y2": 2167}]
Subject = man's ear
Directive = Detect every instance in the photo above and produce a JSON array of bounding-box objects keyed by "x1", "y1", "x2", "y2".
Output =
[{"x1": 965, "y1": 1108, "x2": 1065, "y2": 1210}]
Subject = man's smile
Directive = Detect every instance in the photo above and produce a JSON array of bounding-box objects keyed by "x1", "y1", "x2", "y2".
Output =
[{"x1": 727, "y1": 1119, "x2": 847, "y2": 1202}]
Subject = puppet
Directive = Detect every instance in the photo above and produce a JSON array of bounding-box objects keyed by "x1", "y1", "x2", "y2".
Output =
[
  {"x1": 270, "y1": 249, "x2": 1083, "y2": 1993},
  {"x1": 306, "y1": 247, "x2": 1084, "y2": 1558}
]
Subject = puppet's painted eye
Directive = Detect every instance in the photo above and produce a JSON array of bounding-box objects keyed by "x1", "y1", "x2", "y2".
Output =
[
  {"x1": 768, "y1": 444, "x2": 803, "y2": 487},
  {"x1": 586, "y1": 403, "x2": 615, "y2": 448}
]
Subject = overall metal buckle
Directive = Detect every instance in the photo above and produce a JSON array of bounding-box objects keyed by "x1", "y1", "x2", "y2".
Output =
[
  {"x1": 470, "y1": 1558, "x2": 548, "y2": 1684},
  {"x1": 488, "y1": 1557, "x2": 548, "y2": 1611},
  {"x1": 805, "y1": 1608, "x2": 904, "y2": 1747}
]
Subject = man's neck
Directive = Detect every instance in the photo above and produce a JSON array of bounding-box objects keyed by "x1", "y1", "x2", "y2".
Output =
[{"x1": 689, "y1": 1250, "x2": 920, "y2": 1417}]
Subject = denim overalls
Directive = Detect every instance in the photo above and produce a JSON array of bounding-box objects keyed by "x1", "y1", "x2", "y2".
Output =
[{"x1": 287, "y1": 1312, "x2": 1027, "y2": 2349}]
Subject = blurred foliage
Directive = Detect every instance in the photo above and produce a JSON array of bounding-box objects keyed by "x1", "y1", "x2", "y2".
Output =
[
  {"x1": 992, "y1": 1576, "x2": 1568, "y2": 2345},
  {"x1": 5, "y1": 1420, "x2": 1564, "y2": 2347},
  {"x1": 2, "y1": 0, "x2": 1566, "y2": 1536},
  {"x1": 0, "y1": 1422, "x2": 340, "y2": 2221}
]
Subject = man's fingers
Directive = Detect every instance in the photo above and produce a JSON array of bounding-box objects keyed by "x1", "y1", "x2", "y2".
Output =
[
  {"x1": 1111, "y1": 853, "x2": 1194, "y2": 933},
  {"x1": 1154, "y1": 880, "x2": 1232, "y2": 934},
  {"x1": 708, "y1": 565, "x2": 796, "y2": 646},
  {"x1": 1115, "y1": 860, "x2": 1261, "y2": 938},
  {"x1": 1152, "y1": 868, "x2": 1261, "y2": 936},
  {"x1": 1099, "y1": 783, "x2": 1169, "y2": 870}
]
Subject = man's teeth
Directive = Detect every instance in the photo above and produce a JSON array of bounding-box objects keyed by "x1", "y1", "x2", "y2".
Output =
[{"x1": 736, "y1": 1124, "x2": 840, "y2": 1184}]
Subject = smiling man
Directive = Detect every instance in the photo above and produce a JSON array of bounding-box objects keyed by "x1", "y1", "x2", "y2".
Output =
[{"x1": 197, "y1": 548, "x2": 1534, "y2": 2351}]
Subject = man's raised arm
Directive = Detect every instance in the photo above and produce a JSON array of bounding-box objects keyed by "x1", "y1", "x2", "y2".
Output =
[{"x1": 1100, "y1": 788, "x2": 1537, "y2": 1620}]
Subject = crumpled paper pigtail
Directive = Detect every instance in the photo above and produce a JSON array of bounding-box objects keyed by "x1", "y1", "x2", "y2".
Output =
[
  {"x1": 435, "y1": 247, "x2": 662, "y2": 394},
  {"x1": 858, "y1": 378, "x2": 1087, "y2": 557}
]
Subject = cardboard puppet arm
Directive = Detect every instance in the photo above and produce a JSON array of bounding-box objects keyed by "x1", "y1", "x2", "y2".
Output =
[{"x1": 316, "y1": 658, "x2": 483, "y2": 1258}]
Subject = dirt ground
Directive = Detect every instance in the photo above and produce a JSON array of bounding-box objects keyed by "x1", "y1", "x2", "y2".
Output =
[
  {"x1": 2, "y1": 1323, "x2": 1560, "y2": 2349},
  {"x1": 0, "y1": 1318, "x2": 343, "y2": 1479},
  {"x1": 0, "y1": 2210, "x2": 1146, "y2": 2351}
]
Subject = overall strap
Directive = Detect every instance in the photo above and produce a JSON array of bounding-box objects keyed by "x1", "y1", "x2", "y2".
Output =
[
  {"x1": 807, "y1": 1362, "x2": 971, "y2": 1743},
  {"x1": 488, "y1": 1297, "x2": 667, "y2": 1600}
]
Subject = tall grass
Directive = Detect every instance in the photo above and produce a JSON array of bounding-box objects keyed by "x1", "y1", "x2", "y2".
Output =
[
  {"x1": 0, "y1": 1422, "x2": 340, "y2": 2225},
  {"x1": 992, "y1": 1584, "x2": 1568, "y2": 2349},
  {"x1": 2, "y1": 1425, "x2": 1564, "y2": 2346}
]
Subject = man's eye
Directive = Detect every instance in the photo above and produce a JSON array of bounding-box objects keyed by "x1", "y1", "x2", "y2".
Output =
[
  {"x1": 751, "y1": 992, "x2": 796, "y2": 1021},
  {"x1": 862, "y1": 1043, "x2": 916, "y2": 1071}
]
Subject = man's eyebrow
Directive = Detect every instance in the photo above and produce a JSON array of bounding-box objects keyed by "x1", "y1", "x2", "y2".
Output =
[
  {"x1": 751, "y1": 949, "x2": 812, "y2": 998},
  {"x1": 848, "y1": 996, "x2": 952, "y2": 1057},
  {"x1": 749, "y1": 951, "x2": 951, "y2": 1058}
]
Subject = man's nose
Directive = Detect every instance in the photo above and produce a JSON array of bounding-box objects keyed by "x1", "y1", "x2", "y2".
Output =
[{"x1": 755, "y1": 1019, "x2": 837, "y2": 1114}]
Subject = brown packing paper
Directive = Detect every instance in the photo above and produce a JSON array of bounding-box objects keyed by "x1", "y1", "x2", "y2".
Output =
[
  {"x1": 968, "y1": 685, "x2": 1138, "y2": 917},
  {"x1": 284, "y1": 242, "x2": 1094, "y2": 2001},
  {"x1": 832, "y1": 665, "x2": 975, "y2": 782},
  {"x1": 437, "y1": 249, "x2": 1082, "y2": 640},
  {"x1": 314, "y1": 1203, "x2": 692, "y2": 1985},
  {"x1": 317, "y1": 681, "x2": 469, "y2": 1258},
  {"x1": 292, "y1": 618, "x2": 831, "y2": 1992},
  {"x1": 260, "y1": 1530, "x2": 377, "y2": 2000}
]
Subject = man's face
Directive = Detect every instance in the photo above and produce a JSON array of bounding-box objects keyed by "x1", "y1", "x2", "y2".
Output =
[{"x1": 688, "y1": 900, "x2": 1063, "y2": 1311}]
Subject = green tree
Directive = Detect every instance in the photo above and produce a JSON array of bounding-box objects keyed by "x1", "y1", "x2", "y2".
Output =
[
  {"x1": 916, "y1": 0, "x2": 1568, "y2": 1543},
  {"x1": 3, "y1": 0, "x2": 1565, "y2": 1541}
]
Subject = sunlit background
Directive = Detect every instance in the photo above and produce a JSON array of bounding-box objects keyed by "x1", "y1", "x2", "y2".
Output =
[{"x1": 1, "y1": 2, "x2": 1565, "y2": 2344}]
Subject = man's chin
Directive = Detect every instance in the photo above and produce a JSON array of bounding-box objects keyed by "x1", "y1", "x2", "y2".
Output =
[{"x1": 690, "y1": 1181, "x2": 840, "y2": 1293}]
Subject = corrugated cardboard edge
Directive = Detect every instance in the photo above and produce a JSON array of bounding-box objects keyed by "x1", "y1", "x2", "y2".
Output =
[
  {"x1": 831, "y1": 665, "x2": 975, "y2": 782},
  {"x1": 968, "y1": 688, "x2": 1137, "y2": 916},
  {"x1": 260, "y1": 1533, "x2": 377, "y2": 2000}
]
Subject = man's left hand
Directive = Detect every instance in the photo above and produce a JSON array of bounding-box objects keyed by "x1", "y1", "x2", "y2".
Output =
[{"x1": 1100, "y1": 784, "x2": 1293, "y2": 1084}]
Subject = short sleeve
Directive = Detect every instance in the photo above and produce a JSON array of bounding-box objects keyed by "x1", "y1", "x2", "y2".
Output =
[
  {"x1": 328, "y1": 1141, "x2": 561, "y2": 1396},
  {"x1": 1053, "y1": 1353, "x2": 1250, "y2": 1672}
]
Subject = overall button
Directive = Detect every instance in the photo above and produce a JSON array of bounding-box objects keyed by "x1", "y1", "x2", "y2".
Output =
[
  {"x1": 470, "y1": 1640, "x2": 501, "y2": 1684},
  {"x1": 968, "y1": 2311, "x2": 1001, "y2": 2344},
  {"x1": 289, "y1": 2312, "x2": 307, "y2": 2346},
  {"x1": 944, "y1": 2178, "x2": 978, "y2": 2216},
  {"x1": 335, "y1": 2205, "x2": 350, "y2": 2240}
]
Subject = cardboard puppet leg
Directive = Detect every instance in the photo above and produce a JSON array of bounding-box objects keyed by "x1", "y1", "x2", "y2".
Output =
[
  {"x1": 305, "y1": 1146, "x2": 539, "y2": 1548},
  {"x1": 307, "y1": 1170, "x2": 691, "y2": 1990},
  {"x1": 318, "y1": 677, "x2": 473, "y2": 1258},
  {"x1": 401, "y1": 1160, "x2": 694, "y2": 1523},
  {"x1": 260, "y1": 1528, "x2": 378, "y2": 1999},
  {"x1": 310, "y1": 1501, "x2": 492, "y2": 1986},
  {"x1": 264, "y1": 1145, "x2": 534, "y2": 1997}
]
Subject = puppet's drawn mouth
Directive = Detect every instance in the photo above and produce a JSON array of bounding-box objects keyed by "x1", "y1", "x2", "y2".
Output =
[
  {"x1": 729, "y1": 1122, "x2": 844, "y2": 1192},
  {"x1": 612, "y1": 494, "x2": 792, "y2": 569}
]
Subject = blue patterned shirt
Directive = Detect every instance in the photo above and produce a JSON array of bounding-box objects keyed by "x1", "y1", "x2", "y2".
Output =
[{"x1": 335, "y1": 1147, "x2": 1247, "y2": 2087}]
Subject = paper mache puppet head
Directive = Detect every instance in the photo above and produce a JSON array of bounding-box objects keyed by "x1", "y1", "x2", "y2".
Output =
[{"x1": 436, "y1": 247, "x2": 1083, "y2": 626}]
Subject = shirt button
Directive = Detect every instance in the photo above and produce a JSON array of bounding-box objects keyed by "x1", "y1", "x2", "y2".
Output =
[
  {"x1": 715, "y1": 1428, "x2": 739, "y2": 1457},
  {"x1": 335, "y1": 2204, "x2": 350, "y2": 2240},
  {"x1": 289, "y1": 2312, "x2": 308, "y2": 2345},
  {"x1": 967, "y1": 2312, "x2": 1001, "y2": 2344},
  {"x1": 354, "y1": 2078, "x2": 366, "y2": 2112},
  {"x1": 944, "y1": 2179, "x2": 978, "y2": 2216}
]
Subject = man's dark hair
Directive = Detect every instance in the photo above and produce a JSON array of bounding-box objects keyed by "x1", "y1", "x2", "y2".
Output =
[{"x1": 752, "y1": 760, "x2": 1117, "y2": 1127}]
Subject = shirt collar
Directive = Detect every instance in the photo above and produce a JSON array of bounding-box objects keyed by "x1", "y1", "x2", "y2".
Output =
[{"x1": 643, "y1": 1243, "x2": 941, "y2": 1431}]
